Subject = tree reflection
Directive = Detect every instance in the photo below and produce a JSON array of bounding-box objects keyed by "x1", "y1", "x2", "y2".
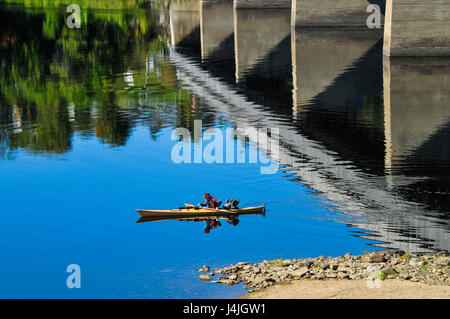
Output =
[{"x1": 0, "y1": 1, "x2": 210, "y2": 156}]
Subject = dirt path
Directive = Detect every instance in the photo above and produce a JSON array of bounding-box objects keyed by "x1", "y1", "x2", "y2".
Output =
[{"x1": 238, "y1": 279, "x2": 450, "y2": 299}]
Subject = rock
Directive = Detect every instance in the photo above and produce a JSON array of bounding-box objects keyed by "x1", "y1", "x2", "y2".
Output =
[
  {"x1": 409, "y1": 258, "x2": 421, "y2": 267},
  {"x1": 338, "y1": 272, "x2": 349, "y2": 279},
  {"x1": 198, "y1": 265, "x2": 210, "y2": 273},
  {"x1": 435, "y1": 251, "x2": 449, "y2": 257},
  {"x1": 435, "y1": 257, "x2": 450, "y2": 267},
  {"x1": 396, "y1": 250, "x2": 407, "y2": 257},
  {"x1": 337, "y1": 265, "x2": 349, "y2": 273},
  {"x1": 326, "y1": 273, "x2": 338, "y2": 279},
  {"x1": 323, "y1": 261, "x2": 331, "y2": 270},
  {"x1": 243, "y1": 264, "x2": 252, "y2": 271},
  {"x1": 298, "y1": 259, "x2": 313, "y2": 269},
  {"x1": 366, "y1": 264, "x2": 381, "y2": 274},
  {"x1": 369, "y1": 252, "x2": 386, "y2": 263},
  {"x1": 291, "y1": 267, "x2": 309, "y2": 279},
  {"x1": 306, "y1": 258, "x2": 315, "y2": 267},
  {"x1": 228, "y1": 274, "x2": 238, "y2": 281},
  {"x1": 399, "y1": 270, "x2": 411, "y2": 280},
  {"x1": 220, "y1": 279, "x2": 237, "y2": 286},
  {"x1": 367, "y1": 271, "x2": 383, "y2": 281},
  {"x1": 253, "y1": 266, "x2": 261, "y2": 274},
  {"x1": 390, "y1": 259, "x2": 399, "y2": 266},
  {"x1": 215, "y1": 268, "x2": 223, "y2": 274},
  {"x1": 330, "y1": 263, "x2": 339, "y2": 271},
  {"x1": 229, "y1": 266, "x2": 239, "y2": 272},
  {"x1": 383, "y1": 266, "x2": 398, "y2": 276},
  {"x1": 381, "y1": 249, "x2": 400, "y2": 258},
  {"x1": 199, "y1": 275, "x2": 211, "y2": 281},
  {"x1": 282, "y1": 259, "x2": 293, "y2": 267}
]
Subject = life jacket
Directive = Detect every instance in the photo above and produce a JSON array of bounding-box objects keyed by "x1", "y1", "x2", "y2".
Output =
[{"x1": 207, "y1": 196, "x2": 221, "y2": 208}]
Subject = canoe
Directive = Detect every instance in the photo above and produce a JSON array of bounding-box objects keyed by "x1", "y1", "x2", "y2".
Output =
[{"x1": 136, "y1": 204, "x2": 265, "y2": 218}]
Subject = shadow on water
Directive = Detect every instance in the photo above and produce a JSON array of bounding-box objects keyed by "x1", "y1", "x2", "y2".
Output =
[{"x1": 169, "y1": 5, "x2": 450, "y2": 253}]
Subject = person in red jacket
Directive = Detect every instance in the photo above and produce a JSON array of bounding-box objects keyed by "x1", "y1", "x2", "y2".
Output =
[{"x1": 198, "y1": 193, "x2": 221, "y2": 209}]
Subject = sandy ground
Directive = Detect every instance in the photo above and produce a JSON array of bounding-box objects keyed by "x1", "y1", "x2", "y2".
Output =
[{"x1": 238, "y1": 279, "x2": 450, "y2": 299}]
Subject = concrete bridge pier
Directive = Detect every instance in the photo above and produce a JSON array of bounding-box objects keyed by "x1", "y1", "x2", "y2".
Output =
[
  {"x1": 234, "y1": 0, "x2": 290, "y2": 9},
  {"x1": 291, "y1": 0, "x2": 382, "y2": 27},
  {"x1": 383, "y1": 0, "x2": 450, "y2": 56}
]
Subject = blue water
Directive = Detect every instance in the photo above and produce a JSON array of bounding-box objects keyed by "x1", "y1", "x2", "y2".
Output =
[
  {"x1": 5, "y1": 2, "x2": 448, "y2": 299},
  {"x1": 0, "y1": 124, "x2": 374, "y2": 298}
]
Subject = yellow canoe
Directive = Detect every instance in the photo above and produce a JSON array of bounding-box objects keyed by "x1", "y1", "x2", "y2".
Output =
[{"x1": 136, "y1": 204, "x2": 265, "y2": 218}]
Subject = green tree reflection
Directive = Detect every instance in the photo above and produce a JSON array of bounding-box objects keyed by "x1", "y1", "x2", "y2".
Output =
[{"x1": 0, "y1": 1, "x2": 207, "y2": 156}]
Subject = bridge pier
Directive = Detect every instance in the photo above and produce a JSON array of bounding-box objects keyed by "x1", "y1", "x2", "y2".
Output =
[
  {"x1": 383, "y1": 0, "x2": 450, "y2": 56},
  {"x1": 234, "y1": 0, "x2": 290, "y2": 9},
  {"x1": 291, "y1": 0, "x2": 379, "y2": 27}
]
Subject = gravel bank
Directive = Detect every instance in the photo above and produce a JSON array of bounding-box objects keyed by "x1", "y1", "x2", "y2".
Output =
[{"x1": 198, "y1": 250, "x2": 450, "y2": 296}]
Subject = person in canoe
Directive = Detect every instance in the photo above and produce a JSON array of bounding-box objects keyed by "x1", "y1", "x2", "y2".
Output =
[{"x1": 198, "y1": 193, "x2": 221, "y2": 209}]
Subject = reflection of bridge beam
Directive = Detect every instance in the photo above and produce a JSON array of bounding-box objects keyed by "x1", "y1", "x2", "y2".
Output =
[
  {"x1": 291, "y1": 0, "x2": 382, "y2": 27},
  {"x1": 169, "y1": 1, "x2": 200, "y2": 48},
  {"x1": 384, "y1": 0, "x2": 450, "y2": 56},
  {"x1": 383, "y1": 57, "x2": 450, "y2": 173},
  {"x1": 234, "y1": 0, "x2": 290, "y2": 9},
  {"x1": 168, "y1": 48, "x2": 450, "y2": 253},
  {"x1": 234, "y1": 8, "x2": 290, "y2": 82},
  {"x1": 291, "y1": 28, "x2": 382, "y2": 114},
  {"x1": 200, "y1": 1, "x2": 234, "y2": 61}
]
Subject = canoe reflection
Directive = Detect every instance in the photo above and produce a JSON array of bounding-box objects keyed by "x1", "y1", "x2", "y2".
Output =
[{"x1": 137, "y1": 211, "x2": 262, "y2": 233}]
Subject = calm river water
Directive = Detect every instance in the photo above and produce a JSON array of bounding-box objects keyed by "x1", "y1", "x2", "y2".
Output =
[{"x1": 0, "y1": 1, "x2": 449, "y2": 298}]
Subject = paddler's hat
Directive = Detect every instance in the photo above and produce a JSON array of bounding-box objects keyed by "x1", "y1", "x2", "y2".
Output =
[{"x1": 203, "y1": 193, "x2": 211, "y2": 198}]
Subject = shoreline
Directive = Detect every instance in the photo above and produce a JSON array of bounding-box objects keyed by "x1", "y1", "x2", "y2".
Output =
[
  {"x1": 237, "y1": 278, "x2": 450, "y2": 299},
  {"x1": 198, "y1": 250, "x2": 450, "y2": 298}
]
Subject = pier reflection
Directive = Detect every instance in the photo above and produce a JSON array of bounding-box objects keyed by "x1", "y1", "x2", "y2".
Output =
[{"x1": 169, "y1": 10, "x2": 450, "y2": 253}]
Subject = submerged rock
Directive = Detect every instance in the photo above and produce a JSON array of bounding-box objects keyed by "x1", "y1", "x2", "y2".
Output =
[
  {"x1": 198, "y1": 265, "x2": 210, "y2": 273},
  {"x1": 199, "y1": 274, "x2": 211, "y2": 281}
]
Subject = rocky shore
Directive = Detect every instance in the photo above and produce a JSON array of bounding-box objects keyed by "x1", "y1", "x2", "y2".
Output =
[{"x1": 198, "y1": 250, "x2": 450, "y2": 293}]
